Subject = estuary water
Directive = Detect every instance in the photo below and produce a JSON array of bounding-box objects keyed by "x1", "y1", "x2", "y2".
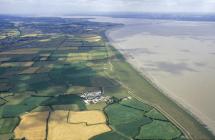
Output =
[{"x1": 89, "y1": 16, "x2": 215, "y2": 133}]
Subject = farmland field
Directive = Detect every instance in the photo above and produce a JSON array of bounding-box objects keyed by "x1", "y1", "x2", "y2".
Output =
[
  {"x1": 0, "y1": 118, "x2": 19, "y2": 134},
  {"x1": 14, "y1": 112, "x2": 48, "y2": 140},
  {"x1": 90, "y1": 131, "x2": 130, "y2": 140},
  {"x1": 0, "y1": 15, "x2": 200, "y2": 140},
  {"x1": 136, "y1": 120, "x2": 181, "y2": 139},
  {"x1": 68, "y1": 110, "x2": 107, "y2": 125},
  {"x1": 48, "y1": 110, "x2": 111, "y2": 140}
]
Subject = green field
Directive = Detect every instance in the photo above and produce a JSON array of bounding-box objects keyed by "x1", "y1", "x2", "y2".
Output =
[
  {"x1": 119, "y1": 98, "x2": 153, "y2": 112},
  {"x1": 0, "y1": 99, "x2": 6, "y2": 106},
  {"x1": 1, "y1": 96, "x2": 49, "y2": 117},
  {"x1": 90, "y1": 131, "x2": 130, "y2": 140},
  {"x1": 0, "y1": 133, "x2": 14, "y2": 140},
  {"x1": 41, "y1": 94, "x2": 86, "y2": 110},
  {"x1": 136, "y1": 120, "x2": 181, "y2": 139},
  {"x1": 145, "y1": 108, "x2": 168, "y2": 121},
  {"x1": 114, "y1": 118, "x2": 152, "y2": 138},
  {"x1": 105, "y1": 103, "x2": 145, "y2": 125},
  {"x1": 0, "y1": 118, "x2": 19, "y2": 134}
]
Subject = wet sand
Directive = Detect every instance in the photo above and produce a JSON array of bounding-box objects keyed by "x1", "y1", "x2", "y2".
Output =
[{"x1": 90, "y1": 17, "x2": 215, "y2": 134}]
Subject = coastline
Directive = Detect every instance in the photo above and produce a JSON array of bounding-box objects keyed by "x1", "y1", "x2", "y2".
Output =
[{"x1": 104, "y1": 25, "x2": 215, "y2": 139}]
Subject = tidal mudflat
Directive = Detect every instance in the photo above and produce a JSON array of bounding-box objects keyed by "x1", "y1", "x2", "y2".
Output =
[{"x1": 91, "y1": 16, "x2": 215, "y2": 133}]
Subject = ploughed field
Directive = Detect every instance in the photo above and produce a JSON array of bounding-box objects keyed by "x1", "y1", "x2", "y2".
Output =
[{"x1": 0, "y1": 16, "x2": 184, "y2": 140}]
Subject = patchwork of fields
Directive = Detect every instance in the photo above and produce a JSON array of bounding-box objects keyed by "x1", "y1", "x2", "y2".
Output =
[{"x1": 0, "y1": 16, "x2": 186, "y2": 140}]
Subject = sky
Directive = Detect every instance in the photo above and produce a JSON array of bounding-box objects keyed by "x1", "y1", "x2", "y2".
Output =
[{"x1": 0, "y1": 0, "x2": 215, "y2": 16}]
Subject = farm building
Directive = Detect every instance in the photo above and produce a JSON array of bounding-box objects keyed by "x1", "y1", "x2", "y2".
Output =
[{"x1": 80, "y1": 89, "x2": 111, "y2": 104}]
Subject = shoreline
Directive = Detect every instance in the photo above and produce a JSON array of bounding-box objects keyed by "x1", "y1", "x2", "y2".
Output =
[{"x1": 104, "y1": 25, "x2": 215, "y2": 138}]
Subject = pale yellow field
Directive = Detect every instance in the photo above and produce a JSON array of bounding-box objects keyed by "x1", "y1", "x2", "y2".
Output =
[
  {"x1": 0, "y1": 35, "x2": 6, "y2": 39},
  {"x1": 0, "y1": 92, "x2": 13, "y2": 98},
  {"x1": 21, "y1": 33, "x2": 43, "y2": 37},
  {"x1": 15, "y1": 112, "x2": 49, "y2": 140},
  {"x1": 19, "y1": 67, "x2": 40, "y2": 74},
  {"x1": 39, "y1": 53, "x2": 50, "y2": 61},
  {"x1": 38, "y1": 38, "x2": 51, "y2": 42},
  {"x1": 48, "y1": 110, "x2": 111, "y2": 140},
  {"x1": 40, "y1": 57, "x2": 48, "y2": 61},
  {"x1": 36, "y1": 67, "x2": 52, "y2": 73},
  {"x1": 0, "y1": 48, "x2": 40, "y2": 55},
  {"x1": 68, "y1": 110, "x2": 106, "y2": 125},
  {"x1": 0, "y1": 30, "x2": 19, "y2": 39},
  {"x1": 58, "y1": 47, "x2": 79, "y2": 50},
  {"x1": 82, "y1": 35, "x2": 102, "y2": 42},
  {"x1": 8, "y1": 30, "x2": 20, "y2": 36},
  {"x1": 48, "y1": 123, "x2": 110, "y2": 140},
  {"x1": 66, "y1": 51, "x2": 106, "y2": 62},
  {"x1": 66, "y1": 52, "x2": 91, "y2": 62},
  {"x1": 49, "y1": 110, "x2": 68, "y2": 122},
  {"x1": 0, "y1": 61, "x2": 34, "y2": 67}
]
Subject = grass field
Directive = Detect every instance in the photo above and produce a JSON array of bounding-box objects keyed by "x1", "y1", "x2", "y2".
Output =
[
  {"x1": 2, "y1": 96, "x2": 49, "y2": 117},
  {"x1": 104, "y1": 103, "x2": 152, "y2": 138},
  {"x1": 42, "y1": 94, "x2": 86, "y2": 110},
  {"x1": 136, "y1": 120, "x2": 181, "y2": 139},
  {"x1": 114, "y1": 118, "x2": 152, "y2": 138},
  {"x1": 0, "y1": 117, "x2": 19, "y2": 134},
  {"x1": 90, "y1": 131, "x2": 130, "y2": 140},
  {"x1": 65, "y1": 86, "x2": 86, "y2": 94},
  {"x1": 0, "y1": 133, "x2": 14, "y2": 140},
  {"x1": 105, "y1": 103, "x2": 144, "y2": 125},
  {"x1": 119, "y1": 98, "x2": 153, "y2": 112},
  {"x1": 86, "y1": 102, "x2": 107, "y2": 110},
  {"x1": 31, "y1": 106, "x2": 51, "y2": 112},
  {"x1": 19, "y1": 67, "x2": 40, "y2": 74},
  {"x1": 52, "y1": 104, "x2": 80, "y2": 111},
  {"x1": 0, "y1": 99, "x2": 6, "y2": 106},
  {"x1": 4, "y1": 93, "x2": 30, "y2": 105},
  {"x1": 145, "y1": 108, "x2": 168, "y2": 121}
]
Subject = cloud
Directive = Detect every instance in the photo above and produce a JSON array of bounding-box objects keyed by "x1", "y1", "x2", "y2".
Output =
[{"x1": 0, "y1": 0, "x2": 215, "y2": 16}]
